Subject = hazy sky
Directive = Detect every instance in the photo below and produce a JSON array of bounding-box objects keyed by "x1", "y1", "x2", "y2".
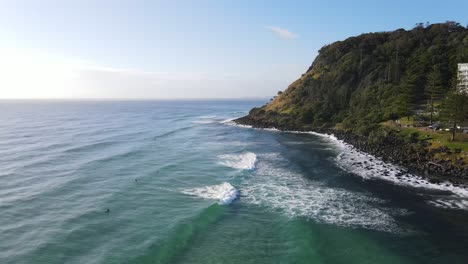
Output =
[{"x1": 0, "y1": 0, "x2": 467, "y2": 99}]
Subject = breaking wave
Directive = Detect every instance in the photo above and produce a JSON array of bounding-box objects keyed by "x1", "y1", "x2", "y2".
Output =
[
  {"x1": 192, "y1": 115, "x2": 218, "y2": 124},
  {"x1": 218, "y1": 152, "x2": 257, "y2": 170},
  {"x1": 227, "y1": 121, "x2": 468, "y2": 211},
  {"x1": 182, "y1": 182, "x2": 239, "y2": 205},
  {"x1": 335, "y1": 139, "x2": 468, "y2": 210},
  {"x1": 240, "y1": 153, "x2": 409, "y2": 233}
]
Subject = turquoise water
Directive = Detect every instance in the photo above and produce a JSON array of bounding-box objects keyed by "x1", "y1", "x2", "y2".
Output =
[{"x1": 1, "y1": 100, "x2": 468, "y2": 264}]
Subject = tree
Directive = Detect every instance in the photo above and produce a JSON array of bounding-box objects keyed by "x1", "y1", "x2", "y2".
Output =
[
  {"x1": 395, "y1": 69, "x2": 417, "y2": 120},
  {"x1": 394, "y1": 90, "x2": 413, "y2": 120},
  {"x1": 425, "y1": 65, "x2": 444, "y2": 125},
  {"x1": 439, "y1": 92, "x2": 468, "y2": 141}
]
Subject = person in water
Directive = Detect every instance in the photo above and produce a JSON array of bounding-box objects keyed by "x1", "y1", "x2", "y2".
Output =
[{"x1": 105, "y1": 208, "x2": 110, "y2": 214}]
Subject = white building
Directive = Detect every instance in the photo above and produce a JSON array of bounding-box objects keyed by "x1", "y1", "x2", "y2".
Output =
[{"x1": 458, "y1": 63, "x2": 468, "y2": 94}]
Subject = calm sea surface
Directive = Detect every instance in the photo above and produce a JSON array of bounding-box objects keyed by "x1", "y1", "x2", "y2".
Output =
[{"x1": 1, "y1": 100, "x2": 468, "y2": 264}]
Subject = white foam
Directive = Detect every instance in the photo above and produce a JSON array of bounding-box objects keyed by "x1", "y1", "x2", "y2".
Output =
[
  {"x1": 198, "y1": 115, "x2": 217, "y2": 119},
  {"x1": 192, "y1": 120, "x2": 215, "y2": 124},
  {"x1": 182, "y1": 182, "x2": 239, "y2": 205},
  {"x1": 263, "y1": 127, "x2": 281, "y2": 132},
  {"x1": 219, "y1": 116, "x2": 257, "y2": 127},
  {"x1": 218, "y1": 152, "x2": 257, "y2": 170},
  {"x1": 289, "y1": 130, "x2": 468, "y2": 210},
  {"x1": 295, "y1": 130, "x2": 468, "y2": 210},
  {"x1": 222, "y1": 120, "x2": 252, "y2": 128},
  {"x1": 428, "y1": 199, "x2": 468, "y2": 210},
  {"x1": 240, "y1": 153, "x2": 408, "y2": 233},
  {"x1": 335, "y1": 140, "x2": 468, "y2": 210},
  {"x1": 193, "y1": 115, "x2": 218, "y2": 124},
  {"x1": 220, "y1": 117, "x2": 237, "y2": 124},
  {"x1": 223, "y1": 121, "x2": 340, "y2": 143},
  {"x1": 223, "y1": 122, "x2": 468, "y2": 210}
]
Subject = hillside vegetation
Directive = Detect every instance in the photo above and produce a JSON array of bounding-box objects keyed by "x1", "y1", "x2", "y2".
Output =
[
  {"x1": 239, "y1": 22, "x2": 468, "y2": 181},
  {"x1": 252, "y1": 22, "x2": 468, "y2": 135}
]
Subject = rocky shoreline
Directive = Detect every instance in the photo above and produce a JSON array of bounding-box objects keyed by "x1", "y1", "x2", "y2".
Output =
[{"x1": 234, "y1": 115, "x2": 468, "y2": 185}]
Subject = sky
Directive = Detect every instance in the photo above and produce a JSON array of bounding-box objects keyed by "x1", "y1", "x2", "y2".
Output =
[{"x1": 0, "y1": 0, "x2": 467, "y2": 99}]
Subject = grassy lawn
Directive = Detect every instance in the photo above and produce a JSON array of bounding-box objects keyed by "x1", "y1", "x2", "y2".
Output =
[
  {"x1": 398, "y1": 126, "x2": 468, "y2": 151},
  {"x1": 383, "y1": 120, "x2": 468, "y2": 164},
  {"x1": 398, "y1": 116, "x2": 415, "y2": 127}
]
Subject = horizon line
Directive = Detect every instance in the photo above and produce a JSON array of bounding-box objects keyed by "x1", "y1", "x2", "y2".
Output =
[{"x1": 0, "y1": 97, "x2": 270, "y2": 101}]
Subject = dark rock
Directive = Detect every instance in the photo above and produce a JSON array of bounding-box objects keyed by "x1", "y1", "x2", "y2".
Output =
[{"x1": 233, "y1": 115, "x2": 468, "y2": 184}]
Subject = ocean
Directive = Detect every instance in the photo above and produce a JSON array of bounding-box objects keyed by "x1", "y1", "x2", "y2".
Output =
[{"x1": 1, "y1": 100, "x2": 468, "y2": 264}]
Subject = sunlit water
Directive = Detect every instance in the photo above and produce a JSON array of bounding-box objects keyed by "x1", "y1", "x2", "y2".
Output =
[{"x1": 1, "y1": 100, "x2": 468, "y2": 264}]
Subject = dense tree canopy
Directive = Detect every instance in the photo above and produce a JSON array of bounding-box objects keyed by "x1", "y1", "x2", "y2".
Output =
[{"x1": 254, "y1": 22, "x2": 468, "y2": 135}]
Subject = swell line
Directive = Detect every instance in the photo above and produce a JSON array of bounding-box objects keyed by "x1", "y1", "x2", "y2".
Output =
[
  {"x1": 132, "y1": 204, "x2": 227, "y2": 264},
  {"x1": 153, "y1": 125, "x2": 196, "y2": 141}
]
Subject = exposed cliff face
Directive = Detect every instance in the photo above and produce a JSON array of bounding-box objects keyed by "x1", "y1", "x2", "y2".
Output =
[{"x1": 235, "y1": 22, "x2": 468, "y2": 182}]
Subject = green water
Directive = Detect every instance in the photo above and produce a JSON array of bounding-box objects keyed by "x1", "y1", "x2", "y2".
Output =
[{"x1": 1, "y1": 100, "x2": 467, "y2": 264}]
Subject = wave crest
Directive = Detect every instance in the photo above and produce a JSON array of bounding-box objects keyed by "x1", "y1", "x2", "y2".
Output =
[
  {"x1": 240, "y1": 153, "x2": 409, "y2": 233},
  {"x1": 335, "y1": 142, "x2": 468, "y2": 210},
  {"x1": 218, "y1": 152, "x2": 257, "y2": 170},
  {"x1": 182, "y1": 182, "x2": 239, "y2": 205}
]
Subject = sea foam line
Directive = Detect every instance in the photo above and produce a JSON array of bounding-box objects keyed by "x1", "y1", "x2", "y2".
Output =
[
  {"x1": 223, "y1": 121, "x2": 468, "y2": 210},
  {"x1": 240, "y1": 153, "x2": 409, "y2": 233},
  {"x1": 336, "y1": 146, "x2": 468, "y2": 210},
  {"x1": 309, "y1": 131, "x2": 468, "y2": 210},
  {"x1": 311, "y1": 131, "x2": 468, "y2": 210}
]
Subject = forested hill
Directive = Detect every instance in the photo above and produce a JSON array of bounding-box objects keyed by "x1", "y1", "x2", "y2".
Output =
[{"x1": 245, "y1": 22, "x2": 468, "y2": 135}]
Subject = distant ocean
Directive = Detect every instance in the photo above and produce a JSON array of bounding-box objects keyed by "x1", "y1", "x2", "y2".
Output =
[{"x1": 1, "y1": 100, "x2": 468, "y2": 264}]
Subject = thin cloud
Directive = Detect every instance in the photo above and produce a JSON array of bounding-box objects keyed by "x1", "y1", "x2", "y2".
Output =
[{"x1": 266, "y1": 26, "x2": 298, "y2": 39}]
